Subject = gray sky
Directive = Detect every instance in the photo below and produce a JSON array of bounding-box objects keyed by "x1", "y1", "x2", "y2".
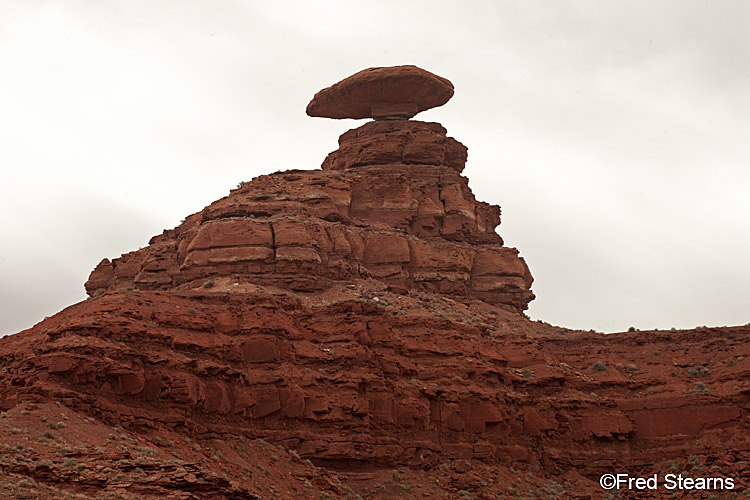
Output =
[{"x1": 2, "y1": 0, "x2": 749, "y2": 336}]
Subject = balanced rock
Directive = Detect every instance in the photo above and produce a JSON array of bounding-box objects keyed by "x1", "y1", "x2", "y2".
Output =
[
  {"x1": 2, "y1": 66, "x2": 747, "y2": 500},
  {"x1": 306, "y1": 65, "x2": 454, "y2": 120},
  {"x1": 83, "y1": 67, "x2": 533, "y2": 310}
]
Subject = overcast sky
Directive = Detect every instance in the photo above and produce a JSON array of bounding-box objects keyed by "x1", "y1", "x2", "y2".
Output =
[{"x1": 2, "y1": 0, "x2": 749, "y2": 336}]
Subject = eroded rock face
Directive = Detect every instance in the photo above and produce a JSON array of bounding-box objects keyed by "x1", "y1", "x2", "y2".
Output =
[
  {"x1": 1, "y1": 288, "x2": 748, "y2": 499},
  {"x1": 83, "y1": 121, "x2": 534, "y2": 312},
  {"x1": 322, "y1": 120, "x2": 468, "y2": 173},
  {"x1": 306, "y1": 65, "x2": 454, "y2": 120},
  {"x1": 1, "y1": 67, "x2": 748, "y2": 499}
]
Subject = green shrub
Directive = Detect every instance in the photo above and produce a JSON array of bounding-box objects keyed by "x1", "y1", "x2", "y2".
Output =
[
  {"x1": 693, "y1": 382, "x2": 709, "y2": 393},
  {"x1": 592, "y1": 361, "x2": 607, "y2": 372},
  {"x1": 687, "y1": 366, "x2": 710, "y2": 377}
]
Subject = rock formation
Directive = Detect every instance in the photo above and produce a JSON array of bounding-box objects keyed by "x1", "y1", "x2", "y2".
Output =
[
  {"x1": 306, "y1": 65, "x2": 454, "y2": 120},
  {"x1": 0, "y1": 66, "x2": 747, "y2": 499},
  {"x1": 83, "y1": 66, "x2": 534, "y2": 313}
]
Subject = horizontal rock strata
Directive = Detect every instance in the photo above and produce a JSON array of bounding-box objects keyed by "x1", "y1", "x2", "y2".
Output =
[
  {"x1": 85, "y1": 121, "x2": 534, "y2": 313},
  {"x1": 1, "y1": 65, "x2": 747, "y2": 499},
  {"x1": 1, "y1": 290, "x2": 748, "y2": 497}
]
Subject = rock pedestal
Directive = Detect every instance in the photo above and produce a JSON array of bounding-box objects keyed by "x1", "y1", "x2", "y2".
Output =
[
  {"x1": 85, "y1": 65, "x2": 535, "y2": 312},
  {"x1": 322, "y1": 120, "x2": 468, "y2": 173},
  {"x1": 1, "y1": 66, "x2": 746, "y2": 500}
]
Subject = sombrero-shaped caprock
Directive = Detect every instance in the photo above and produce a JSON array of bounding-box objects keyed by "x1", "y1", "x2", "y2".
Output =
[{"x1": 306, "y1": 65, "x2": 454, "y2": 120}]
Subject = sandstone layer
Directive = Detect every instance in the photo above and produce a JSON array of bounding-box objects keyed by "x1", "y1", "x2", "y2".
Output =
[
  {"x1": 306, "y1": 65, "x2": 454, "y2": 120},
  {"x1": 1, "y1": 285, "x2": 748, "y2": 499},
  {"x1": 0, "y1": 68, "x2": 748, "y2": 499},
  {"x1": 84, "y1": 120, "x2": 534, "y2": 314}
]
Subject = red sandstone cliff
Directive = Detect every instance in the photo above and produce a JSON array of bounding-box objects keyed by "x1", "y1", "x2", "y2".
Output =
[
  {"x1": 84, "y1": 119, "x2": 533, "y2": 314},
  {"x1": 0, "y1": 67, "x2": 747, "y2": 499}
]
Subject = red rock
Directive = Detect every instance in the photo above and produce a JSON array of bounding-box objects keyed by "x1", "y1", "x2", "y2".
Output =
[
  {"x1": 43, "y1": 353, "x2": 77, "y2": 374},
  {"x1": 251, "y1": 387, "x2": 281, "y2": 418},
  {"x1": 85, "y1": 258, "x2": 114, "y2": 296},
  {"x1": 241, "y1": 338, "x2": 278, "y2": 363},
  {"x1": 81, "y1": 160, "x2": 534, "y2": 312},
  {"x1": 203, "y1": 381, "x2": 231, "y2": 413},
  {"x1": 322, "y1": 120, "x2": 468, "y2": 173},
  {"x1": 306, "y1": 65, "x2": 454, "y2": 120},
  {"x1": 0, "y1": 67, "x2": 747, "y2": 500},
  {"x1": 187, "y1": 219, "x2": 272, "y2": 251}
]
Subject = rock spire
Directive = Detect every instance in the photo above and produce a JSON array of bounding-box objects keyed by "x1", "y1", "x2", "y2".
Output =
[
  {"x1": 84, "y1": 65, "x2": 535, "y2": 312},
  {"x1": 0, "y1": 66, "x2": 747, "y2": 499}
]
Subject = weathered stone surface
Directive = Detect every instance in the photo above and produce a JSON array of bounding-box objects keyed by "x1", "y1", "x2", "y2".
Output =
[
  {"x1": 306, "y1": 65, "x2": 454, "y2": 120},
  {"x1": 84, "y1": 258, "x2": 114, "y2": 296},
  {"x1": 1, "y1": 67, "x2": 747, "y2": 500},
  {"x1": 78, "y1": 108, "x2": 534, "y2": 312},
  {"x1": 322, "y1": 120, "x2": 468, "y2": 173},
  {"x1": 81, "y1": 161, "x2": 534, "y2": 312},
  {"x1": 1, "y1": 289, "x2": 748, "y2": 499}
]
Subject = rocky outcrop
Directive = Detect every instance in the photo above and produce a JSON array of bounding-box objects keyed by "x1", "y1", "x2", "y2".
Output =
[
  {"x1": 83, "y1": 66, "x2": 534, "y2": 310},
  {"x1": 83, "y1": 121, "x2": 534, "y2": 313},
  {"x1": 321, "y1": 120, "x2": 468, "y2": 173},
  {"x1": 1, "y1": 66, "x2": 748, "y2": 499},
  {"x1": 1, "y1": 286, "x2": 748, "y2": 498}
]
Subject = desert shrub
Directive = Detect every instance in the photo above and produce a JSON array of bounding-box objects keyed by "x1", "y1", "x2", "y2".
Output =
[
  {"x1": 693, "y1": 382, "x2": 709, "y2": 393},
  {"x1": 687, "y1": 366, "x2": 710, "y2": 377}
]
